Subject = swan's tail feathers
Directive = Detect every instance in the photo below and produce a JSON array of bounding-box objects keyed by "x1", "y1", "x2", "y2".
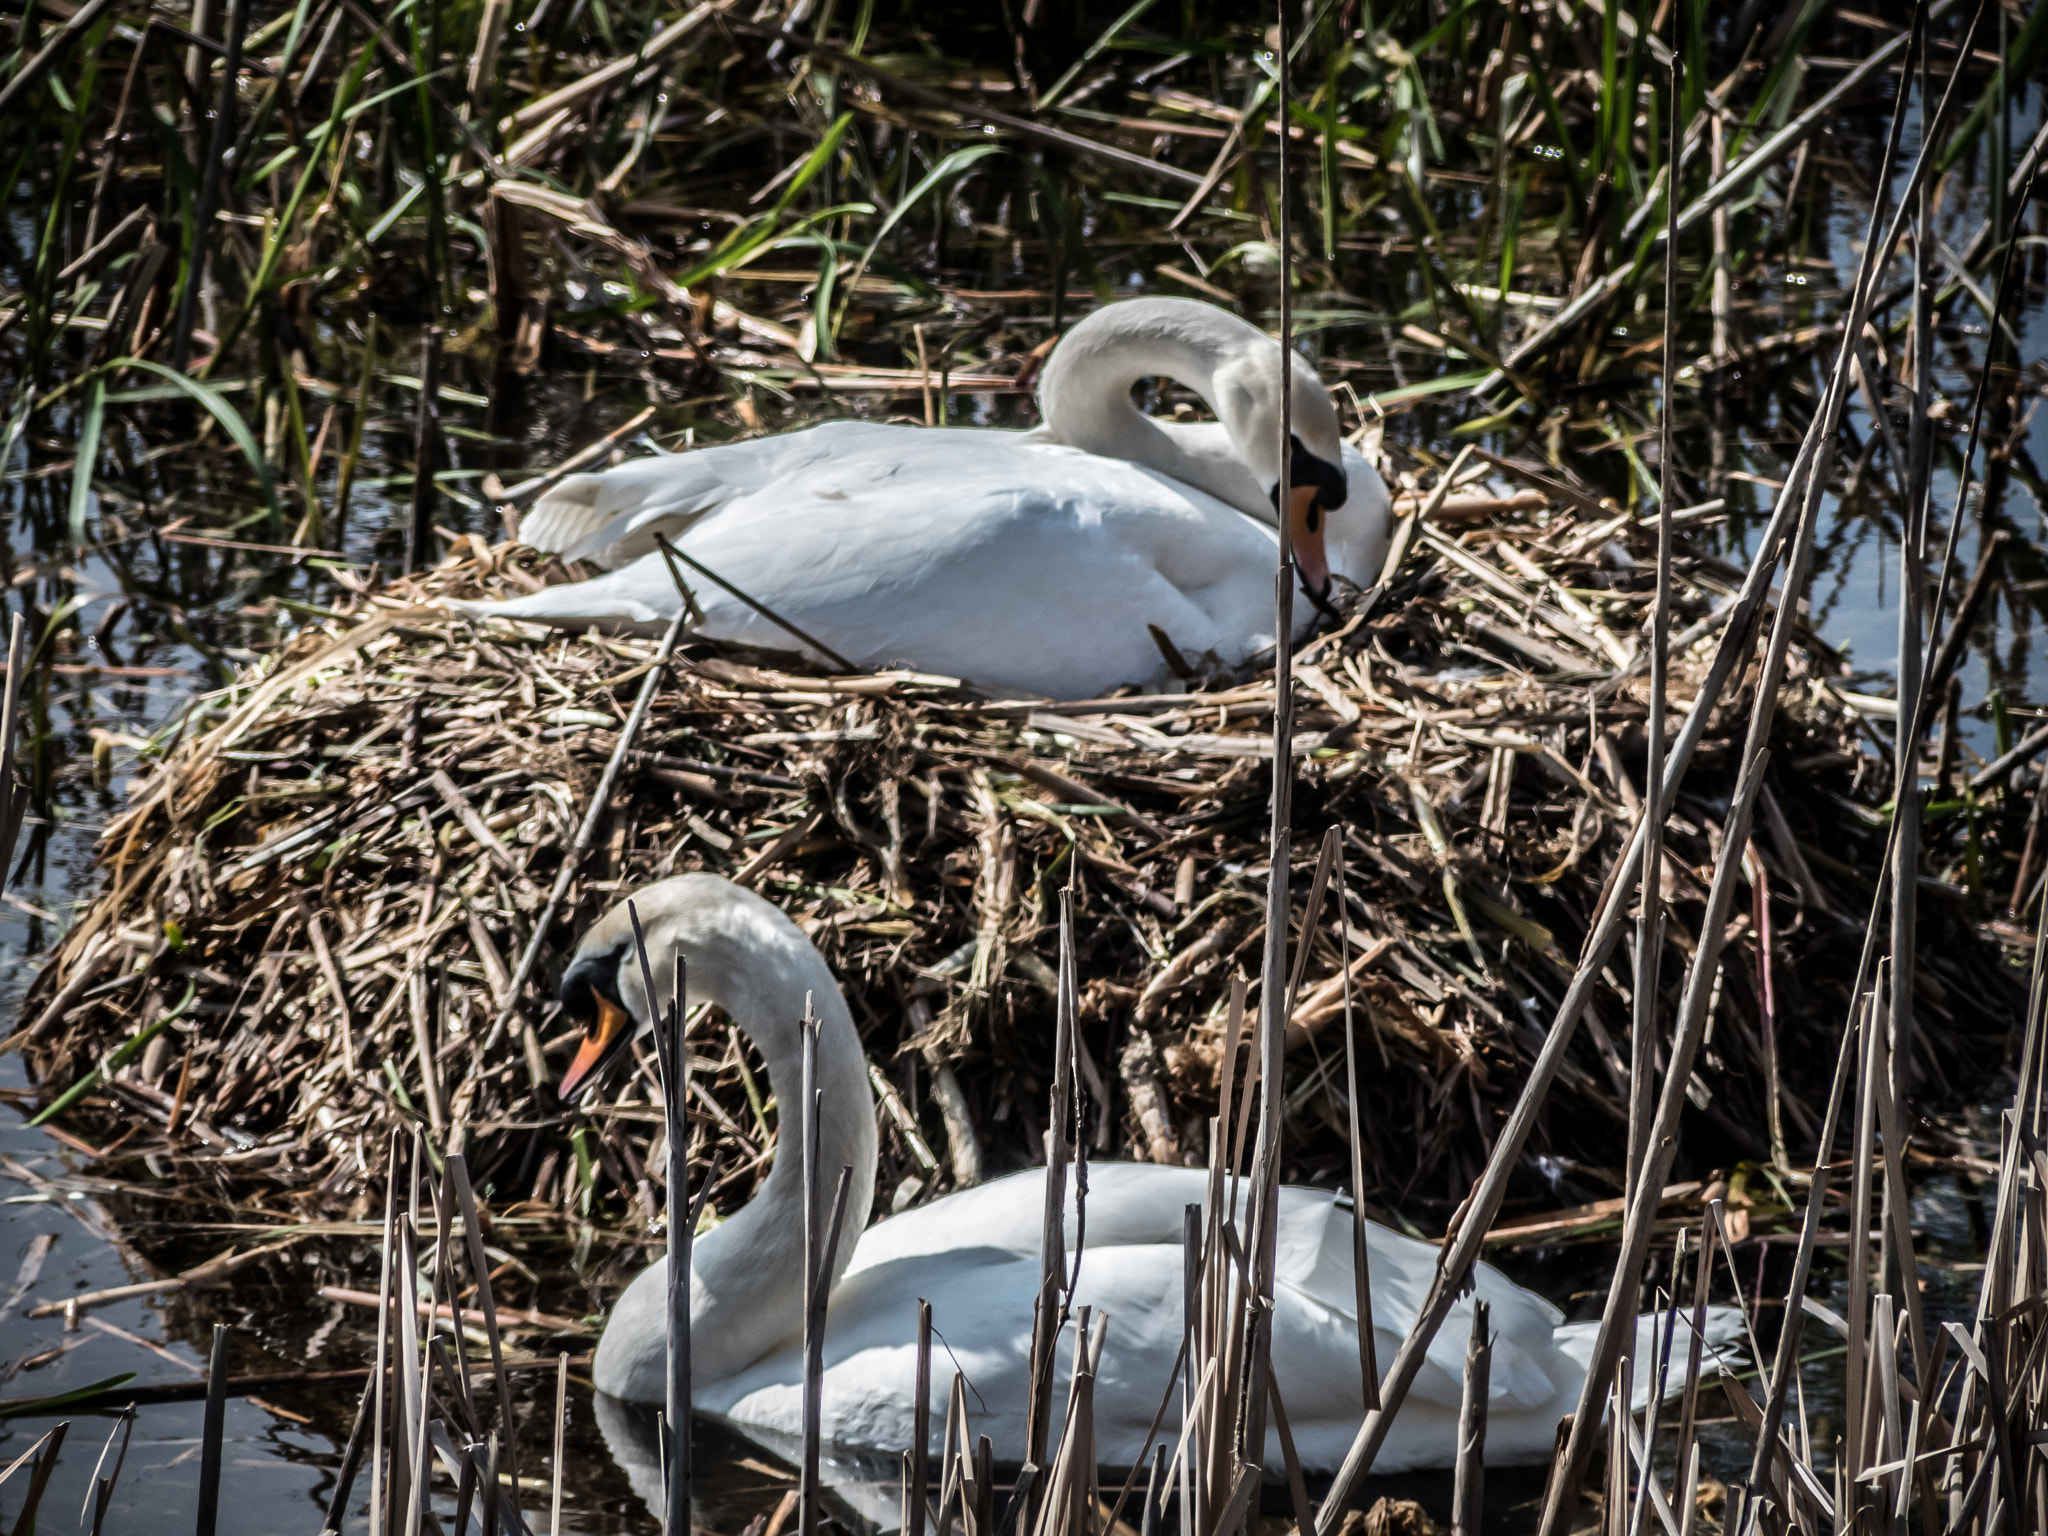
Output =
[
  {"x1": 519, "y1": 456, "x2": 741, "y2": 569},
  {"x1": 443, "y1": 566, "x2": 675, "y2": 636},
  {"x1": 519, "y1": 474, "x2": 609, "y2": 563},
  {"x1": 1556, "y1": 1304, "x2": 1748, "y2": 1410}
]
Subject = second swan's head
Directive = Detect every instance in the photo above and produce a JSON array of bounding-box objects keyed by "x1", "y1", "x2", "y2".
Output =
[{"x1": 555, "y1": 872, "x2": 839, "y2": 1102}]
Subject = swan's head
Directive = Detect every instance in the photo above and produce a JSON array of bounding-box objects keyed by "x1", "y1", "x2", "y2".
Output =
[
  {"x1": 1039, "y1": 297, "x2": 1352, "y2": 600},
  {"x1": 1206, "y1": 341, "x2": 1349, "y2": 601},
  {"x1": 555, "y1": 873, "x2": 831, "y2": 1102},
  {"x1": 558, "y1": 928, "x2": 643, "y2": 1102}
]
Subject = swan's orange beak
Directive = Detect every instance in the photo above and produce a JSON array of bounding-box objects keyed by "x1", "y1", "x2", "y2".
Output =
[
  {"x1": 560, "y1": 992, "x2": 631, "y2": 1102},
  {"x1": 1289, "y1": 484, "x2": 1331, "y2": 599}
]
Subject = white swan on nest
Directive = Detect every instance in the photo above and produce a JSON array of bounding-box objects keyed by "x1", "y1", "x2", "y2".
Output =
[
  {"x1": 559, "y1": 874, "x2": 1741, "y2": 1490},
  {"x1": 451, "y1": 297, "x2": 1391, "y2": 700}
]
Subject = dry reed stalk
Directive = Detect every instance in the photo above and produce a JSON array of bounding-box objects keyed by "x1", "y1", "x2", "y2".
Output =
[
  {"x1": 798, "y1": 1002, "x2": 854, "y2": 1536},
  {"x1": 1241, "y1": 0, "x2": 1299, "y2": 1490},
  {"x1": 1452, "y1": 1300, "x2": 1489, "y2": 1536},
  {"x1": 1025, "y1": 888, "x2": 1080, "y2": 1504},
  {"x1": 909, "y1": 1300, "x2": 933, "y2": 1536},
  {"x1": 1627, "y1": 48, "x2": 1680, "y2": 1209},
  {"x1": 404, "y1": 326, "x2": 442, "y2": 577},
  {"x1": 662, "y1": 947, "x2": 692, "y2": 1533},
  {"x1": 195, "y1": 1323, "x2": 229, "y2": 1536}
]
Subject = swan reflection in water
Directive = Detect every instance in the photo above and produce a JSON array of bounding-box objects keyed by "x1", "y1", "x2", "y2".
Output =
[{"x1": 591, "y1": 1393, "x2": 903, "y2": 1532}]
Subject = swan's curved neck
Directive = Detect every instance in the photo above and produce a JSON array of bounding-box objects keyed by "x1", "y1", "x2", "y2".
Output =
[
  {"x1": 1037, "y1": 305, "x2": 1273, "y2": 519},
  {"x1": 631, "y1": 895, "x2": 878, "y2": 1384}
]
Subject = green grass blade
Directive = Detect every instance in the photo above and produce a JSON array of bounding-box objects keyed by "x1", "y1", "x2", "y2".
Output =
[
  {"x1": 1038, "y1": 0, "x2": 1164, "y2": 111},
  {"x1": 830, "y1": 143, "x2": 1006, "y2": 342},
  {"x1": 109, "y1": 361, "x2": 280, "y2": 523},
  {"x1": 68, "y1": 376, "x2": 103, "y2": 547},
  {"x1": 771, "y1": 112, "x2": 855, "y2": 218},
  {"x1": 0, "y1": 1375, "x2": 140, "y2": 1418}
]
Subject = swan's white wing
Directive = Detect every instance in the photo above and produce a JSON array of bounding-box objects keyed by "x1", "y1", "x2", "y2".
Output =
[
  {"x1": 462, "y1": 429, "x2": 1317, "y2": 698},
  {"x1": 670, "y1": 432, "x2": 1293, "y2": 699},
  {"x1": 521, "y1": 422, "x2": 893, "y2": 568},
  {"x1": 700, "y1": 1164, "x2": 1721, "y2": 1477}
]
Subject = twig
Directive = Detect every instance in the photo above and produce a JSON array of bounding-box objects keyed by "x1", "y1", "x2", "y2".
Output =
[
  {"x1": 1453, "y1": 1300, "x2": 1490, "y2": 1536},
  {"x1": 653, "y1": 533, "x2": 856, "y2": 673}
]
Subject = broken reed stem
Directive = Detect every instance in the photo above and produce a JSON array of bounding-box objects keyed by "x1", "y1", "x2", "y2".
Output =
[
  {"x1": 1845, "y1": 979, "x2": 1882, "y2": 1502},
  {"x1": 1334, "y1": 829, "x2": 1379, "y2": 1414},
  {"x1": 797, "y1": 1006, "x2": 853, "y2": 1536},
  {"x1": 663, "y1": 949, "x2": 691, "y2": 1534},
  {"x1": 1452, "y1": 1300, "x2": 1489, "y2": 1536},
  {"x1": 195, "y1": 1323, "x2": 229, "y2": 1536},
  {"x1": 1025, "y1": 888, "x2": 1078, "y2": 1509},
  {"x1": 366, "y1": 1130, "x2": 399, "y2": 1536},
  {"x1": 405, "y1": 324, "x2": 443, "y2": 576},
  {"x1": 1243, "y1": 0, "x2": 1295, "y2": 1485},
  {"x1": 551, "y1": 1352, "x2": 568, "y2": 1536},
  {"x1": 910, "y1": 1299, "x2": 932, "y2": 1536}
]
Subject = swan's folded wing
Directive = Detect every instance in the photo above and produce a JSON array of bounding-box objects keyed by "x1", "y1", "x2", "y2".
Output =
[
  {"x1": 521, "y1": 453, "x2": 747, "y2": 568},
  {"x1": 521, "y1": 425, "x2": 877, "y2": 568},
  {"x1": 1274, "y1": 1192, "x2": 1587, "y2": 1414}
]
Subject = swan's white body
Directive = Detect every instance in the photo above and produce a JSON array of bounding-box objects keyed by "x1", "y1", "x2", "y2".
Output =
[
  {"x1": 565, "y1": 875, "x2": 1741, "y2": 1500},
  {"x1": 616, "y1": 1164, "x2": 1727, "y2": 1477},
  {"x1": 453, "y1": 299, "x2": 1391, "y2": 700}
]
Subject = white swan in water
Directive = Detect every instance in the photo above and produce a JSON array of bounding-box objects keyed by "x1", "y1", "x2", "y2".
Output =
[
  {"x1": 560, "y1": 874, "x2": 1739, "y2": 1485},
  {"x1": 452, "y1": 298, "x2": 1391, "y2": 700}
]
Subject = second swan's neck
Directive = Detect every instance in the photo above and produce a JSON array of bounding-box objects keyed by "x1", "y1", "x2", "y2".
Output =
[
  {"x1": 1036, "y1": 299, "x2": 1274, "y2": 519},
  {"x1": 630, "y1": 877, "x2": 878, "y2": 1385}
]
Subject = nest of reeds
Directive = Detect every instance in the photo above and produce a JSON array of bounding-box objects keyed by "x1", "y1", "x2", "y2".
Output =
[{"x1": 15, "y1": 482, "x2": 2021, "y2": 1231}]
